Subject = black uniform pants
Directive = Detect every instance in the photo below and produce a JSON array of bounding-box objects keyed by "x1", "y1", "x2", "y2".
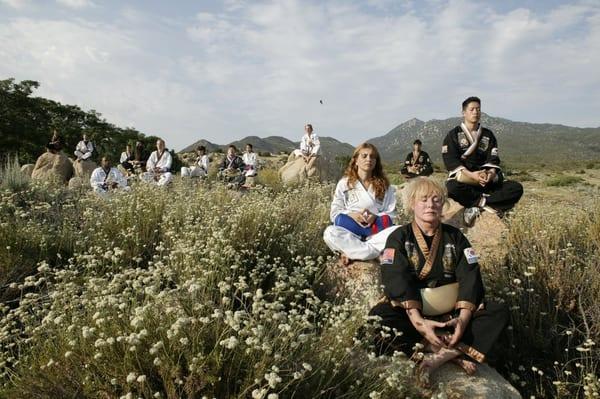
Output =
[
  {"x1": 369, "y1": 301, "x2": 509, "y2": 363},
  {"x1": 446, "y1": 179, "x2": 523, "y2": 211}
]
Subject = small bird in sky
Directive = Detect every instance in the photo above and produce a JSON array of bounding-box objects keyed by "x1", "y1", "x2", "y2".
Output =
[{"x1": 319, "y1": 99, "x2": 323, "y2": 104}]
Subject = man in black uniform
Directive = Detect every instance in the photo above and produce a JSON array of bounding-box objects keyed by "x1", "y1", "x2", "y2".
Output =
[
  {"x1": 401, "y1": 139, "x2": 433, "y2": 178},
  {"x1": 442, "y1": 97, "x2": 523, "y2": 226}
]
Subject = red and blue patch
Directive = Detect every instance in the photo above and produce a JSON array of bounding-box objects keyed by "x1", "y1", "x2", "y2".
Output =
[{"x1": 380, "y1": 248, "x2": 395, "y2": 265}]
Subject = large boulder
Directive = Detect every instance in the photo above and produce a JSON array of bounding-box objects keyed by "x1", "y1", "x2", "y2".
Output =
[
  {"x1": 279, "y1": 154, "x2": 338, "y2": 184},
  {"x1": 431, "y1": 362, "x2": 521, "y2": 398},
  {"x1": 31, "y1": 151, "x2": 73, "y2": 184},
  {"x1": 73, "y1": 159, "x2": 97, "y2": 179},
  {"x1": 20, "y1": 164, "x2": 34, "y2": 177},
  {"x1": 68, "y1": 176, "x2": 86, "y2": 190},
  {"x1": 442, "y1": 199, "x2": 509, "y2": 266},
  {"x1": 321, "y1": 260, "x2": 382, "y2": 310}
]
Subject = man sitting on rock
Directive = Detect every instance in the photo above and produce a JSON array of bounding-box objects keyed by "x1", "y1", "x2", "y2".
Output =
[
  {"x1": 46, "y1": 129, "x2": 63, "y2": 153},
  {"x1": 218, "y1": 145, "x2": 245, "y2": 188},
  {"x1": 90, "y1": 156, "x2": 128, "y2": 195},
  {"x1": 292, "y1": 123, "x2": 320, "y2": 169},
  {"x1": 443, "y1": 96, "x2": 523, "y2": 226},
  {"x1": 181, "y1": 145, "x2": 210, "y2": 178},
  {"x1": 74, "y1": 134, "x2": 95, "y2": 162},
  {"x1": 401, "y1": 139, "x2": 433, "y2": 178},
  {"x1": 120, "y1": 144, "x2": 135, "y2": 175},
  {"x1": 141, "y1": 139, "x2": 173, "y2": 186}
]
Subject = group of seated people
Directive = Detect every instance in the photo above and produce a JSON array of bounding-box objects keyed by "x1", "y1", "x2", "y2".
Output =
[{"x1": 323, "y1": 96, "x2": 523, "y2": 383}]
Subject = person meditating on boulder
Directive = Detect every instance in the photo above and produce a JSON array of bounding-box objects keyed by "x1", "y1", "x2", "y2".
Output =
[
  {"x1": 401, "y1": 139, "x2": 433, "y2": 178},
  {"x1": 181, "y1": 145, "x2": 210, "y2": 178},
  {"x1": 369, "y1": 177, "x2": 508, "y2": 384},
  {"x1": 443, "y1": 96, "x2": 523, "y2": 226},
  {"x1": 90, "y1": 156, "x2": 128, "y2": 195},
  {"x1": 141, "y1": 139, "x2": 173, "y2": 186},
  {"x1": 74, "y1": 133, "x2": 95, "y2": 162},
  {"x1": 323, "y1": 143, "x2": 399, "y2": 266},
  {"x1": 218, "y1": 145, "x2": 245, "y2": 188},
  {"x1": 46, "y1": 129, "x2": 63, "y2": 153},
  {"x1": 292, "y1": 123, "x2": 320, "y2": 169}
]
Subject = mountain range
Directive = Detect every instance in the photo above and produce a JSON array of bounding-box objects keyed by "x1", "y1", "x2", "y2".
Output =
[{"x1": 181, "y1": 114, "x2": 600, "y2": 165}]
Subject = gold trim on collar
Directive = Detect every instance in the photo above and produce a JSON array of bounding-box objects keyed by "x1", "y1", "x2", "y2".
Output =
[{"x1": 411, "y1": 221, "x2": 442, "y2": 280}]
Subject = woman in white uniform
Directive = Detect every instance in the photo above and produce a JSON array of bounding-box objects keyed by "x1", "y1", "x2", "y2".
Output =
[
  {"x1": 323, "y1": 143, "x2": 400, "y2": 265},
  {"x1": 181, "y1": 145, "x2": 210, "y2": 178},
  {"x1": 242, "y1": 143, "x2": 258, "y2": 177}
]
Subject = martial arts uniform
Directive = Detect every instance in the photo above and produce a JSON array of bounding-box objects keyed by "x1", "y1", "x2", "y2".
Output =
[
  {"x1": 442, "y1": 123, "x2": 523, "y2": 212},
  {"x1": 293, "y1": 133, "x2": 321, "y2": 158},
  {"x1": 142, "y1": 150, "x2": 173, "y2": 186},
  {"x1": 218, "y1": 155, "x2": 245, "y2": 187},
  {"x1": 46, "y1": 134, "x2": 63, "y2": 152},
  {"x1": 90, "y1": 166, "x2": 128, "y2": 195},
  {"x1": 75, "y1": 140, "x2": 94, "y2": 161},
  {"x1": 181, "y1": 155, "x2": 210, "y2": 178},
  {"x1": 120, "y1": 150, "x2": 134, "y2": 174},
  {"x1": 242, "y1": 152, "x2": 258, "y2": 177},
  {"x1": 401, "y1": 150, "x2": 433, "y2": 178},
  {"x1": 323, "y1": 177, "x2": 400, "y2": 260},
  {"x1": 369, "y1": 222, "x2": 508, "y2": 362}
]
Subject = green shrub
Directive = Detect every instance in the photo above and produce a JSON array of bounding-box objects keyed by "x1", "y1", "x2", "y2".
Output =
[{"x1": 543, "y1": 175, "x2": 584, "y2": 187}]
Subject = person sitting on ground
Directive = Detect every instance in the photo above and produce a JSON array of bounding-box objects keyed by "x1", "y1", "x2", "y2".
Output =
[
  {"x1": 46, "y1": 129, "x2": 63, "y2": 153},
  {"x1": 292, "y1": 123, "x2": 320, "y2": 169},
  {"x1": 401, "y1": 139, "x2": 433, "y2": 178},
  {"x1": 218, "y1": 145, "x2": 246, "y2": 188},
  {"x1": 242, "y1": 143, "x2": 258, "y2": 177},
  {"x1": 181, "y1": 145, "x2": 210, "y2": 178},
  {"x1": 323, "y1": 143, "x2": 400, "y2": 266},
  {"x1": 74, "y1": 134, "x2": 95, "y2": 162},
  {"x1": 443, "y1": 96, "x2": 523, "y2": 226},
  {"x1": 131, "y1": 141, "x2": 147, "y2": 173},
  {"x1": 369, "y1": 177, "x2": 508, "y2": 385},
  {"x1": 90, "y1": 156, "x2": 128, "y2": 195},
  {"x1": 141, "y1": 139, "x2": 173, "y2": 186},
  {"x1": 120, "y1": 144, "x2": 135, "y2": 175}
]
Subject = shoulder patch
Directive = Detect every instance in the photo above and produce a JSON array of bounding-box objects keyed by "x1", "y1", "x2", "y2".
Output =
[
  {"x1": 463, "y1": 247, "x2": 478, "y2": 264},
  {"x1": 442, "y1": 145, "x2": 448, "y2": 154},
  {"x1": 380, "y1": 248, "x2": 395, "y2": 265},
  {"x1": 491, "y1": 147, "x2": 498, "y2": 156}
]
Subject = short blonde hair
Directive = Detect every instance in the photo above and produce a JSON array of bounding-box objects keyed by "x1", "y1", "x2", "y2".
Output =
[{"x1": 402, "y1": 177, "x2": 447, "y2": 216}]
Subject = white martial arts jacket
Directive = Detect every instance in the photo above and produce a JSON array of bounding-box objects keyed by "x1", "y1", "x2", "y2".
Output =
[
  {"x1": 242, "y1": 152, "x2": 257, "y2": 168},
  {"x1": 300, "y1": 133, "x2": 321, "y2": 156},
  {"x1": 196, "y1": 154, "x2": 210, "y2": 171},
  {"x1": 146, "y1": 150, "x2": 173, "y2": 173},
  {"x1": 76, "y1": 140, "x2": 94, "y2": 155},
  {"x1": 120, "y1": 151, "x2": 132, "y2": 163},
  {"x1": 330, "y1": 177, "x2": 397, "y2": 222},
  {"x1": 90, "y1": 167, "x2": 127, "y2": 190}
]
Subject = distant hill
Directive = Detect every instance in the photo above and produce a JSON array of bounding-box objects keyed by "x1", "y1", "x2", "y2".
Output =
[
  {"x1": 368, "y1": 114, "x2": 600, "y2": 165},
  {"x1": 181, "y1": 135, "x2": 355, "y2": 159}
]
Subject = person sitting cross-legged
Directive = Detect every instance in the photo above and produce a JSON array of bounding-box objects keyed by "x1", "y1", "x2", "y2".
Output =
[
  {"x1": 90, "y1": 156, "x2": 129, "y2": 195},
  {"x1": 323, "y1": 143, "x2": 400, "y2": 266},
  {"x1": 181, "y1": 145, "x2": 210, "y2": 178},
  {"x1": 218, "y1": 145, "x2": 246, "y2": 188},
  {"x1": 401, "y1": 139, "x2": 433, "y2": 178},
  {"x1": 141, "y1": 138, "x2": 173, "y2": 186}
]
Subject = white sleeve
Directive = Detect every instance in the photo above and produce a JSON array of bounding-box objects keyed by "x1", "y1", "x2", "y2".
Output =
[
  {"x1": 162, "y1": 152, "x2": 173, "y2": 172},
  {"x1": 201, "y1": 155, "x2": 209, "y2": 171},
  {"x1": 300, "y1": 135, "x2": 308, "y2": 153},
  {"x1": 119, "y1": 152, "x2": 127, "y2": 163},
  {"x1": 377, "y1": 185, "x2": 397, "y2": 218},
  {"x1": 311, "y1": 135, "x2": 321, "y2": 155},
  {"x1": 89, "y1": 168, "x2": 104, "y2": 189},
  {"x1": 76, "y1": 141, "x2": 84, "y2": 152},
  {"x1": 87, "y1": 142, "x2": 94, "y2": 153},
  {"x1": 330, "y1": 179, "x2": 350, "y2": 222},
  {"x1": 113, "y1": 168, "x2": 127, "y2": 188},
  {"x1": 146, "y1": 152, "x2": 156, "y2": 171}
]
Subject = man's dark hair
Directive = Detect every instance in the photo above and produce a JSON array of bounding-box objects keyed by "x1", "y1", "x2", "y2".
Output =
[
  {"x1": 413, "y1": 139, "x2": 422, "y2": 146},
  {"x1": 197, "y1": 145, "x2": 206, "y2": 152},
  {"x1": 462, "y1": 96, "x2": 481, "y2": 110},
  {"x1": 246, "y1": 143, "x2": 253, "y2": 150},
  {"x1": 228, "y1": 145, "x2": 237, "y2": 151}
]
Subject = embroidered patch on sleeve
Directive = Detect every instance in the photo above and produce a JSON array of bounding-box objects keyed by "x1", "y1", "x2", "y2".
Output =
[
  {"x1": 464, "y1": 247, "x2": 478, "y2": 264},
  {"x1": 380, "y1": 248, "x2": 395, "y2": 265},
  {"x1": 442, "y1": 145, "x2": 448, "y2": 154},
  {"x1": 491, "y1": 147, "x2": 499, "y2": 156}
]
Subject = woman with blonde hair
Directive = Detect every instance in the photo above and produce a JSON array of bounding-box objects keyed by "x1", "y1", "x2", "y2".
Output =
[
  {"x1": 369, "y1": 177, "x2": 508, "y2": 383},
  {"x1": 323, "y1": 143, "x2": 399, "y2": 265}
]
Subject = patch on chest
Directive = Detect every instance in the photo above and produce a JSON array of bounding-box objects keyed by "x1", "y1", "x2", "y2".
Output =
[
  {"x1": 345, "y1": 189, "x2": 359, "y2": 205},
  {"x1": 478, "y1": 136, "x2": 490, "y2": 151},
  {"x1": 458, "y1": 132, "x2": 469, "y2": 148}
]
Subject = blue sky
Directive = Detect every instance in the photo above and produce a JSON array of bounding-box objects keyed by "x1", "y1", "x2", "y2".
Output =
[{"x1": 1, "y1": 0, "x2": 599, "y2": 150}]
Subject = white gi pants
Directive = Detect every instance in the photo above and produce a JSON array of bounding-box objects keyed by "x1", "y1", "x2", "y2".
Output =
[
  {"x1": 323, "y1": 225, "x2": 401, "y2": 261},
  {"x1": 75, "y1": 151, "x2": 92, "y2": 160},
  {"x1": 141, "y1": 172, "x2": 173, "y2": 186},
  {"x1": 181, "y1": 166, "x2": 206, "y2": 178}
]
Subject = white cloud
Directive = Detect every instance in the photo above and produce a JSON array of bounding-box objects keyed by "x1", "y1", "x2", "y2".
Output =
[
  {"x1": 55, "y1": 0, "x2": 94, "y2": 9},
  {"x1": 0, "y1": 0, "x2": 27, "y2": 9}
]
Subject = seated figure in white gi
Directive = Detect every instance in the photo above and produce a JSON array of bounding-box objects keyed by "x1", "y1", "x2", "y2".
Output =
[
  {"x1": 292, "y1": 124, "x2": 320, "y2": 169},
  {"x1": 90, "y1": 156, "x2": 128, "y2": 195},
  {"x1": 141, "y1": 139, "x2": 173, "y2": 186},
  {"x1": 242, "y1": 143, "x2": 258, "y2": 177},
  {"x1": 181, "y1": 145, "x2": 210, "y2": 178},
  {"x1": 323, "y1": 143, "x2": 400, "y2": 265},
  {"x1": 74, "y1": 134, "x2": 95, "y2": 161}
]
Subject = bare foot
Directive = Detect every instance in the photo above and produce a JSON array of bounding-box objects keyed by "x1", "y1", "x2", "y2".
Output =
[
  {"x1": 339, "y1": 253, "x2": 352, "y2": 267},
  {"x1": 416, "y1": 347, "x2": 462, "y2": 387},
  {"x1": 452, "y1": 358, "x2": 477, "y2": 375}
]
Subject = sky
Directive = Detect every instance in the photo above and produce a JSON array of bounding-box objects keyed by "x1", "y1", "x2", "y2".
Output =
[{"x1": 1, "y1": 0, "x2": 599, "y2": 150}]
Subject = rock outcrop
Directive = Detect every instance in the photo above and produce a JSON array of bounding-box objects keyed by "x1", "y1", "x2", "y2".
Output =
[
  {"x1": 73, "y1": 159, "x2": 96, "y2": 179},
  {"x1": 432, "y1": 362, "x2": 521, "y2": 398},
  {"x1": 279, "y1": 154, "x2": 339, "y2": 184},
  {"x1": 20, "y1": 164, "x2": 34, "y2": 177},
  {"x1": 31, "y1": 151, "x2": 73, "y2": 183}
]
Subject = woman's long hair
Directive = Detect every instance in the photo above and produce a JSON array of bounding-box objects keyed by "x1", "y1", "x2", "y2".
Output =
[{"x1": 344, "y1": 143, "x2": 389, "y2": 200}]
